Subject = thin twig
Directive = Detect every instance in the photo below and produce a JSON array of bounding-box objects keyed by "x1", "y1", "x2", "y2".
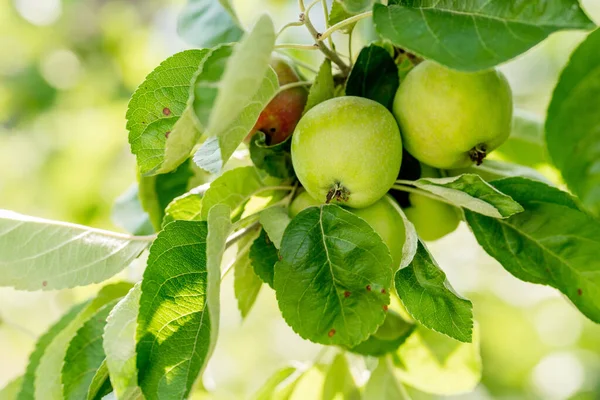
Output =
[
  {"x1": 275, "y1": 43, "x2": 319, "y2": 51},
  {"x1": 318, "y1": 11, "x2": 373, "y2": 42},
  {"x1": 277, "y1": 21, "x2": 305, "y2": 38},
  {"x1": 301, "y1": 9, "x2": 350, "y2": 75}
]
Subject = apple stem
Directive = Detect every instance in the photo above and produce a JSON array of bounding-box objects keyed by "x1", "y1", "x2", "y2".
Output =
[
  {"x1": 326, "y1": 183, "x2": 350, "y2": 204},
  {"x1": 469, "y1": 144, "x2": 487, "y2": 165}
]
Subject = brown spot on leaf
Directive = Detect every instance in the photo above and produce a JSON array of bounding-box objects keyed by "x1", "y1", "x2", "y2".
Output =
[
  {"x1": 366, "y1": 285, "x2": 371, "y2": 291},
  {"x1": 278, "y1": 253, "x2": 283, "y2": 261},
  {"x1": 578, "y1": 288, "x2": 583, "y2": 296},
  {"x1": 165, "y1": 131, "x2": 171, "y2": 138},
  {"x1": 328, "y1": 329, "x2": 336, "y2": 337},
  {"x1": 162, "y1": 107, "x2": 171, "y2": 116},
  {"x1": 42, "y1": 281, "x2": 47, "y2": 287},
  {"x1": 381, "y1": 289, "x2": 386, "y2": 294},
  {"x1": 383, "y1": 305, "x2": 388, "y2": 311},
  {"x1": 344, "y1": 291, "x2": 351, "y2": 298}
]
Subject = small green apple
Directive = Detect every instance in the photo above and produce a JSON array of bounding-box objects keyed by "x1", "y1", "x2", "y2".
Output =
[
  {"x1": 393, "y1": 60, "x2": 513, "y2": 169},
  {"x1": 291, "y1": 96, "x2": 403, "y2": 208},
  {"x1": 403, "y1": 165, "x2": 460, "y2": 241},
  {"x1": 290, "y1": 191, "x2": 406, "y2": 269},
  {"x1": 404, "y1": 193, "x2": 460, "y2": 242},
  {"x1": 251, "y1": 57, "x2": 308, "y2": 145}
]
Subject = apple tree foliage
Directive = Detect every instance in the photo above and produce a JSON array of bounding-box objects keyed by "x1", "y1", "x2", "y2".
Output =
[{"x1": 1, "y1": 0, "x2": 599, "y2": 399}]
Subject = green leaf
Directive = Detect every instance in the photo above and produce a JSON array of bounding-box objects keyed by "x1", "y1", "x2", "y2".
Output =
[
  {"x1": 328, "y1": 2, "x2": 356, "y2": 32},
  {"x1": 396, "y1": 241, "x2": 473, "y2": 342},
  {"x1": 136, "y1": 207, "x2": 230, "y2": 400},
  {"x1": 162, "y1": 186, "x2": 206, "y2": 226},
  {"x1": 127, "y1": 50, "x2": 209, "y2": 175},
  {"x1": 234, "y1": 230, "x2": 263, "y2": 318},
  {"x1": 275, "y1": 205, "x2": 393, "y2": 347},
  {"x1": 34, "y1": 283, "x2": 132, "y2": 400},
  {"x1": 322, "y1": 354, "x2": 360, "y2": 400},
  {"x1": 112, "y1": 184, "x2": 154, "y2": 236},
  {"x1": 200, "y1": 166, "x2": 264, "y2": 220},
  {"x1": 336, "y1": 0, "x2": 373, "y2": 14},
  {"x1": 390, "y1": 326, "x2": 482, "y2": 395},
  {"x1": 465, "y1": 177, "x2": 600, "y2": 323},
  {"x1": 138, "y1": 159, "x2": 194, "y2": 230},
  {"x1": 373, "y1": 1, "x2": 595, "y2": 71},
  {"x1": 394, "y1": 203, "x2": 419, "y2": 270},
  {"x1": 190, "y1": 18, "x2": 279, "y2": 174},
  {"x1": 496, "y1": 110, "x2": 548, "y2": 167},
  {"x1": 103, "y1": 284, "x2": 143, "y2": 400},
  {"x1": 193, "y1": 68, "x2": 279, "y2": 174},
  {"x1": 0, "y1": 377, "x2": 24, "y2": 400},
  {"x1": 546, "y1": 29, "x2": 600, "y2": 215},
  {"x1": 259, "y1": 206, "x2": 290, "y2": 249},
  {"x1": 303, "y1": 59, "x2": 335, "y2": 115},
  {"x1": 0, "y1": 211, "x2": 149, "y2": 291},
  {"x1": 62, "y1": 301, "x2": 119, "y2": 400},
  {"x1": 178, "y1": 0, "x2": 244, "y2": 48},
  {"x1": 17, "y1": 303, "x2": 87, "y2": 400},
  {"x1": 346, "y1": 44, "x2": 399, "y2": 110},
  {"x1": 348, "y1": 311, "x2": 415, "y2": 357},
  {"x1": 249, "y1": 132, "x2": 295, "y2": 179},
  {"x1": 251, "y1": 366, "x2": 298, "y2": 400},
  {"x1": 86, "y1": 360, "x2": 112, "y2": 400},
  {"x1": 249, "y1": 229, "x2": 279, "y2": 288},
  {"x1": 198, "y1": 15, "x2": 275, "y2": 139},
  {"x1": 408, "y1": 174, "x2": 524, "y2": 218},
  {"x1": 363, "y1": 358, "x2": 410, "y2": 400},
  {"x1": 454, "y1": 160, "x2": 551, "y2": 184},
  {"x1": 205, "y1": 204, "x2": 232, "y2": 352}
]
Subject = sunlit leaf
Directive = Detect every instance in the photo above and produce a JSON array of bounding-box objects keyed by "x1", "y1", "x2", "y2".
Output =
[
  {"x1": 34, "y1": 283, "x2": 132, "y2": 400},
  {"x1": 103, "y1": 284, "x2": 143, "y2": 400},
  {"x1": 137, "y1": 206, "x2": 230, "y2": 399},
  {"x1": 62, "y1": 301, "x2": 119, "y2": 400},
  {"x1": 374, "y1": 1, "x2": 595, "y2": 71},
  {"x1": 127, "y1": 50, "x2": 209, "y2": 175},
  {"x1": 0, "y1": 211, "x2": 149, "y2": 291},
  {"x1": 390, "y1": 326, "x2": 482, "y2": 395},
  {"x1": 178, "y1": 0, "x2": 244, "y2": 48}
]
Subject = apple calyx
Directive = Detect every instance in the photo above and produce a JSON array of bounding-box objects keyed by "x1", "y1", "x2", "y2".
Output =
[
  {"x1": 326, "y1": 182, "x2": 350, "y2": 204},
  {"x1": 469, "y1": 144, "x2": 488, "y2": 165}
]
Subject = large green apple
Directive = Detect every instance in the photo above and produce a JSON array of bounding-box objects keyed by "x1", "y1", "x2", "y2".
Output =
[
  {"x1": 393, "y1": 61, "x2": 513, "y2": 169},
  {"x1": 291, "y1": 96, "x2": 403, "y2": 208},
  {"x1": 290, "y1": 191, "x2": 406, "y2": 269},
  {"x1": 403, "y1": 165, "x2": 460, "y2": 241},
  {"x1": 251, "y1": 57, "x2": 308, "y2": 145}
]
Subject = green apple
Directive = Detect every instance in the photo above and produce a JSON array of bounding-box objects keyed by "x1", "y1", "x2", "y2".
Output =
[
  {"x1": 403, "y1": 165, "x2": 460, "y2": 241},
  {"x1": 393, "y1": 61, "x2": 513, "y2": 169},
  {"x1": 291, "y1": 96, "x2": 403, "y2": 208},
  {"x1": 250, "y1": 57, "x2": 308, "y2": 145},
  {"x1": 290, "y1": 191, "x2": 406, "y2": 269},
  {"x1": 404, "y1": 194, "x2": 460, "y2": 242}
]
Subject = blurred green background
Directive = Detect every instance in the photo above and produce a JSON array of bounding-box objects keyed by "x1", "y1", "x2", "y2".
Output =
[{"x1": 2, "y1": 0, "x2": 600, "y2": 399}]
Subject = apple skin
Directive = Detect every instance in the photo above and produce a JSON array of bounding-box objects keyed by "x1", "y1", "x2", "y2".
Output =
[
  {"x1": 291, "y1": 96, "x2": 403, "y2": 208},
  {"x1": 290, "y1": 191, "x2": 406, "y2": 269},
  {"x1": 251, "y1": 57, "x2": 308, "y2": 145},
  {"x1": 393, "y1": 61, "x2": 513, "y2": 169},
  {"x1": 403, "y1": 164, "x2": 460, "y2": 241}
]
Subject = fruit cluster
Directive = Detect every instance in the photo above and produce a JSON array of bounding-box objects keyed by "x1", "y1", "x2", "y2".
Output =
[{"x1": 253, "y1": 57, "x2": 513, "y2": 261}]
